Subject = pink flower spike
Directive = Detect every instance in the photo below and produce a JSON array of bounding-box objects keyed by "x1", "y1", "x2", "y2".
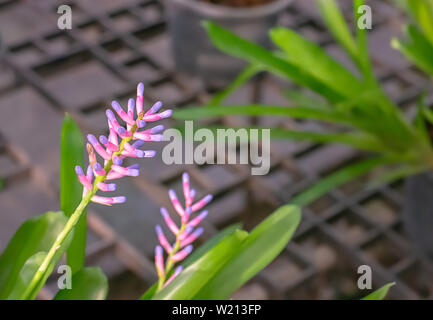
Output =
[
  {"x1": 87, "y1": 144, "x2": 97, "y2": 167},
  {"x1": 112, "y1": 101, "x2": 135, "y2": 126},
  {"x1": 146, "y1": 125, "x2": 165, "y2": 134},
  {"x1": 136, "y1": 83, "x2": 144, "y2": 115},
  {"x1": 108, "y1": 126, "x2": 119, "y2": 147},
  {"x1": 188, "y1": 210, "x2": 208, "y2": 228},
  {"x1": 75, "y1": 166, "x2": 93, "y2": 190},
  {"x1": 181, "y1": 227, "x2": 204, "y2": 248},
  {"x1": 182, "y1": 172, "x2": 192, "y2": 207},
  {"x1": 178, "y1": 225, "x2": 193, "y2": 242},
  {"x1": 181, "y1": 206, "x2": 192, "y2": 224},
  {"x1": 155, "y1": 225, "x2": 172, "y2": 253},
  {"x1": 136, "y1": 119, "x2": 146, "y2": 128},
  {"x1": 192, "y1": 195, "x2": 213, "y2": 212},
  {"x1": 172, "y1": 245, "x2": 193, "y2": 262},
  {"x1": 116, "y1": 126, "x2": 132, "y2": 139},
  {"x1": 111, "y1": 164, "x2": 140, "y2": 177},
  {"x1": 154, "y1": 245, "x2": 165, "y2": 278},
  {"x1": 99, "y1": 135, "x2": 118, "y2": 153},
  {"x1": 93, "y1": 163, "x2": 106, "y2": 176},
  {"x1": 160, "y1": 207, "x2": 179, "y2": 235},
  {"x1": 169, "y1": 189, "x2": 185, "y2": 216},
  {"x1": 164, "y1": 266, "x2": 183, "y2": 287},
  {"x1": 91, "y1": 195, "x2": 126, "y2": 205},
  {"x1": 190, "y1": 189, "x2": 196, "y2": 202},
  {"x1": 127, "y1": 98, "x2": 135, "y2": 118},
  {"x1": 142, "y1": 110, "x2": 172, "y2": 122},
  {"x1": 106, "y1": 170, "x2": 125, "y2": 180},
  {"x1": 133, "y1": 131, "x2": 163, "y2": 141},
  {"x1": 146, "y1": 101, "x2": 163, "y2": 115},
  {"x1": 132, "y1": 140, "x2": 145, "y2": 149},
  {"x1": 86, "y1": 165, "x2": 93, "y2": 181},
  {"x1": 87, "y1": 134, "x2": 111, "y2": 161},
  {"x1": 97, "y1": 182, "x2": 116, "y2": 192},
  {"x1": 123, "y1": 142, "x2": 136, "y2": 153}
]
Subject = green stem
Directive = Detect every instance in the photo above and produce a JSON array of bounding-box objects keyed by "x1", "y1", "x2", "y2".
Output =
[{"x1": 22, "y1": 115, "x2": 144, "y2": 300}]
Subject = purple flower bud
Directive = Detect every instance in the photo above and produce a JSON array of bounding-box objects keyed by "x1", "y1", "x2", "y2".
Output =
[
  {"x1": 137, "y1": 82, "x2": 144, "y2": 97},
  {"x1": 149, "y1": 101, "x2": 163, "y2": 114},
  {"x1": 113, "y1": 157, "x2": 123, "y2": 165},
  {"x1": 132, "y1": 140, "x2": 145, "y2": 148},
  {"x1": 143, "y1": 150, "x2": 156, "y2": 158},
  {"x1": 106, "y1": 109, "x2": 116, "y2": 121},
  {"x1": 113, "y1": 196, "x2": 126, "y2": 204},
  {"x1": 99, "y1": 135, "x2": 108, "y2": 145},
  {"x1": 128, "y1": 98, "x2": 135, "y2": 112},
  {"x1": 160, "y1": 110, "x2": 173, "y2": 118},
  {"x1": 111, "y1": 101, "x2": 122, "y2": 113},
  {"x1": 137, "y1": 120, "x2": 146, "y2": 128},
  {"x1": 149, "y1": 125, "x2": 164, "y2": 134},
  {"x1": 75, "y1": 165, "x2": 84, "y2": 176}
]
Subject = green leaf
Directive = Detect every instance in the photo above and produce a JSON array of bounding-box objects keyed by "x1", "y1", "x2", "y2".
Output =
[
  {"x1": 284, "y1": 90, "x2": 331, "y2": 110},
  {"x1": 361, "y1": 282, "x2": 395, "y2": 300},
  {"x1": 354, "y1": 0, "x2": 375, "y2": 81},
  {"x1": 269, "y1": 128, "x2": 386, "y2": 153},
  {"x1": 183, "y1": 223, "x2": 243, "y2": 269},
  {"x1": 60, "y1": 114, "x2": 86, "y2": 274},
  {"x1": 202, "y1": 21, "x2": 343, "y2": 102},
  {"x1": 152, "y1": 230, "x2": 248, "y2": 300},
  {"x1": 291, "y1": 157, "x2": 390, "y2": 206},
  {"x1": 269, "y1": 27, "x2": 363, "y2": 98},
  {"x1": 367, "y1": 165, "x2": 423, "y2": 189},
  {"x1": 139, "y1": 223, "x2": 242, "y2": 300},
  {"x1": 406, "y1": 0, "x2": 433, "y2": 45},
  {"x1": 7, "y1": 252, "x2": 48, "y2": 300},
  {"x1": 316, "y1": 0, "x2": 360, "y2": 67},
  {"x1": 54, "y1": 267, "x2": 108, "y2": 300},
  {"x1": 0, "y1": 211, "x2": 70, "y2": 299},
  {"x1": 193, "y1": 205, "x2": 301, "y2": 299},
  {"x1": 207, "y1": 64, "x2": 262, "y2": 107},
  {"x1": 174, "y1": 104, "x2": 352, "y2": 124},
  {"x1": 392, "y1": 25, "x2": 433, "y2": 76}
]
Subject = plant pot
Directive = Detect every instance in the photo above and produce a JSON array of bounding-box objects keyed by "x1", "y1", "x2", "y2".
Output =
[
  {"x1": 162, "y1": 0, "x2": 293, "y2": 87},
  {"x1": 403, "y1": 172, "x2": 433, "y2": 258}
]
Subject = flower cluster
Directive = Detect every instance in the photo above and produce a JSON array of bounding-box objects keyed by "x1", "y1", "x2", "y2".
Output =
[
  {"x1": 75, "y1": 83, "x2": 172, "y2": 205},
  {"x1": 154, "y1": 172, "x2": 213, "y2": 290}
]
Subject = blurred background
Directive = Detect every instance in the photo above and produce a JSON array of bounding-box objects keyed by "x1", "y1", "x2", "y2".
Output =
[{"x1": 0, "y1": 0, "x2": 432, "y2": 299}]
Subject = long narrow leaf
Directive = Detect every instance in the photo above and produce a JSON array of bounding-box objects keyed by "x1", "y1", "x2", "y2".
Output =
[
  {"x1": 0, "y1": 211, "x2": 69, "y2": 299},
  {"x1": 207, "y1": 64, "x2": 262, "y2": 106},
  {"x1": 316, "y1": 0, "x2": 360, "y2": 67},
  {"x1": 193, "y1": 205, "x2": 301, "y2": 299},
  {"x1": 54, "y1": 267, "x2": 108, "y2": 300},
  {"x1": 291, "y1": 157, "x2": 390, "y2": 206},
  {"x1": 152, "y1": 230, "x2": 248, "y2": 300},
  {"x1": 361, "y1": 282, "x2": 395, "y2": 300},
  {"x1": 60, "y1": 114, "x2": 86, "y2": 274},
  {"x1": 202, "y1": 21, "x2": 343, "y2": 102},
  {"x1": 139, "y1": 223, "x2": 242, "y2": 300},
  {"x1": 392, "y1": 25, "x2": 433, "y2": 76},
  {"x1": 270, "y1": 27, "x2": 363, "y2": 98}
]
